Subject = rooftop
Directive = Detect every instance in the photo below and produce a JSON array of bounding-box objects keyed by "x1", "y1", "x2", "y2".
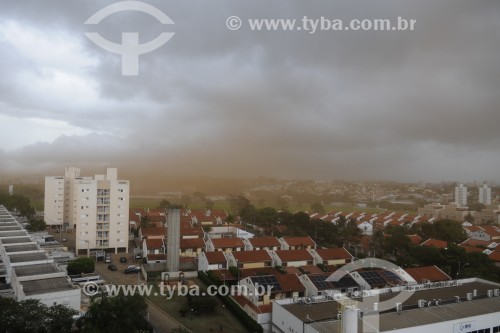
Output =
[
  {"x1": 21, "y1": 277, "x2": 74, "y2": 296},
  {"x1": 210, "y1": 237, "x2": 245, "y2": 248},
  {"x1": 232, "y1": 250, "x2": 272, "y2": 263},
  {"x1": 248, "y1": 237, "x2": 281, "y2": 248},
  {"x1": 1, "y1": 237, "x2": 32, "y2": 244},
  {"x1": 9, "y1": 252, "x2": 48, "y2": 263},
  {"x1": 282, "y1": 236, "x2": 316, "y2": 247},
  {"x1": 204, "y1": 251, "x2": 227, "y2": 264},
  {"x1": 14, "y1": 263, "x2": 59, "y2": 277},
  {"x1": 315, "y1": 247, "x2": 353, "y2": 261},
  {"x1": 404, "y1": 265, "x2": 451, "y2": 283},
  {"x1": 280, "y1": 280, "x2": 500, "y2": 332},
  {"x1": 4, "y1": 244, "x2": 38, "y2": 252},
  {"x1": 275, "y1": 249, "x2": 314, "y2": 262}
]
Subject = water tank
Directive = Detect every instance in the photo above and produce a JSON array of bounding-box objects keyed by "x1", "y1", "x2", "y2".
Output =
[{"x1": 342, "y1": 307, "x2": 359, "y2": 333}]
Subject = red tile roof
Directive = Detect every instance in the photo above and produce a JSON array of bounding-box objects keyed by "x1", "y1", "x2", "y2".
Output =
[
  {"x1": 180, "y1": 238, "x2": 205, "y2": 249},
  {"x1": 460, "y1": 245, "x2": 486, "y2": 253},
  {"x1": 232, "y1": 250, "x2": 272, "y2": 263},
  {"x1": 275, "y1": 274, "x2": 306, "y2": 292},
  {"x1": 421, "y1": 238, "x2": 448, "y2": 249},
  {"x1": 482, "y1": 226, "x2": 500, "y2": 237},
  {"x1": 489, "y1": 251, "x2": 500, "y2": 262},
  {"x1": 315, "y1": 247, "x2": 353, "y2": 261},
  {"x1": 232, "y1": 296, "x2": 272, "y2": 314},
  {"x1": 147, "y1": 254, "x2": 167, "y2": 261},
  {"x1": 406, "y1": 234, "x2": 423, "y2": 246},
  {"x1": 210, "y1": 237, "x2": 245, "y2": 248},
  {"x1": 145, "y1": 238, "x2": 164, "y2": 249},
  {"x1": 282, "y1": 236, "x2": 316, "y2": 247},
  {"x1": 249, "y1": 237, "x2": 281, "y2": 248},
  {"x1": 300, "y1": 265, "x2": 323, "y2": 274},
  {"x1": 275, "y1": 249, "x2": 314, "y2": 262},
  {"x1": 204, "y1": 251, "x2": 227, "y2": 264},
  {"x1": 404, "y1": 265, "x2": 451, "y2": 283},
  {"x1": 285, "y1": 266, "x2": 302, "y2": 275},
  {"x1": 140, "y1": 227, "x2": 165, "y2": 237},
  {"x1": 460, "y1": 238, "x2": 497, "y2": 248}
]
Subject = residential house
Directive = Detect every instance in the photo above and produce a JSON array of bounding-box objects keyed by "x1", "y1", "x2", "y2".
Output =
[
  {"x1": 420, "y1": 238, "x2": 448, "y2": 249},
  {"x1": 180, "y1": 238, "x2": 205, "y2": 257},
  {"x1": 205, "y1": 237, "x2": 245, "y2": 253},
  {"x1": 310, "y1": 247, "x2": 353, "y2": 266},
  {"x1": 404, "y1": 265, "x2": 451, "y2": 283},
  {"x1": 197, "y1": 251, "x2": 228, "y2": 271},
  {"x1": 279, "y1": 236, "x2": 316, "y2": 250},
  {"x1": 227, "y1": 250, "x2": 273, "y2": 269},
  {"x1": 271, "y1": 249, "x2": 315, "y2": 267},
  {"x1": 243, "y1": 237, "x2": 281, "y2": 251}
]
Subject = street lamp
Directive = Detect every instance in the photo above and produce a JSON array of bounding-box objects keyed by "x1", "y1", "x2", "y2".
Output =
[{"x1": 456, "y1": 261, "x2": 470, "y2": 278}]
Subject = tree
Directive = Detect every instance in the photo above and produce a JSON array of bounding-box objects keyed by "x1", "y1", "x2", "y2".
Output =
[
  {"x1": 228, "y1": 195, "x2": 250, "y2": 214},
  {"x1": 80, "y1": 293, "x2": 151, "y2": 333},
  {"x1": 433, "y1": 219, "x2": 467, "y2": 243},
  {"x1": 159, "y1": 199, "x2": 171, "y2": 209},
  {"x1": 310, "y1": 202, "x2": 325, "y2": 214},
  {"x1": 140, "y1": 215, "x2": 150, "y2": 227},
  {"x1": 67, "y1": 257, "x2": 95, "y2": 275},
  {"x1": 0, "y1": 298, "x2": 77, "y2": 333},
  {"x1": 26, "y1": 218, "x2": 46, "y2": 232},
  {"x1": 46, "y1": 304, "x2": 78, "y2": 333}
]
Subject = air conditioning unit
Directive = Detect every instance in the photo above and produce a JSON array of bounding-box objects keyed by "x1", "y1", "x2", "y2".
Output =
[
  {"x1": 418, "y1": 300, "x2": 425, "y2": 308},
  {"x1": 466, "y1": 293, "x2": 473, "y2": 301},
  {"x1": 455, "y1": 296, "x2": 460, "y2": 303},
  {"x1": 494, "y1": 289, "x2": 500, "y2": 297},
  {"x1": 396, "y1": 303, "x2": 402, "y2": 313},
  {"x1": 487, "y1": 290, "x2": 493, "y2": 298}
]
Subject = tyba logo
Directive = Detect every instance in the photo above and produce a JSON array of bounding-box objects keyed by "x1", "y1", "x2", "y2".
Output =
[{"x1": 85, "y1": 1, "x2": 174, "y2": 76}]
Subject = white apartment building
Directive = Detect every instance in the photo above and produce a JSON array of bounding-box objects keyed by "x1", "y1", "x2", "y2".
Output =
[
  {"x1": 479, "y1": 184, "x2": 492, "y2": 205},
  {"x1": 45, "y1": 167, "x2": 129, "y2": 255},
  {"x1": 455, "y1": 184, "x2": 468, "y2": 207}
]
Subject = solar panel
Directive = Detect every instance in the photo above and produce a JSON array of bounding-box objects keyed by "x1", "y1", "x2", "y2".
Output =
[
  {"x1": 309, "y1": 275, "x2": 335, "y2": 290},
  {"x1": 359, "y1": 271, "x2": 386, "y2": 286},
  {"x1": 379, "y1": 270, "x2": 402, "y2": 282},
  {"x1": 250, "y1": 275, "x2": 282, "y2": 291}
]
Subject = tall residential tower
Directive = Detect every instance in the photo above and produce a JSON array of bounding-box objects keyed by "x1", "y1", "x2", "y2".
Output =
[
  {"x1": 44, "y1": 167, "x2": 129, "y2": 254},
  {"x1": 479, "y1": 184, "x2": 492, "y2": 205},
  {"x1": 455, "y1": 183, "x2": 467, "y2": 207}
]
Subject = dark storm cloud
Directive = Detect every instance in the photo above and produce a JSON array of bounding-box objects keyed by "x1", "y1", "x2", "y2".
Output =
[{"x1": 0, "y1": 0, "x2": 499, "y2": 182}]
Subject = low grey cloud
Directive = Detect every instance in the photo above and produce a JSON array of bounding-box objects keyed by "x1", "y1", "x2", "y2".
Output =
[{"x1": 0, "y1": 0, "x2": 499, "y2": 183}]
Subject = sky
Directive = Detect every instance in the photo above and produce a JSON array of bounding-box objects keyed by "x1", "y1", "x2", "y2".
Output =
[{"x1": 0, "y1": 0, "x2": 499, "y2": 182}]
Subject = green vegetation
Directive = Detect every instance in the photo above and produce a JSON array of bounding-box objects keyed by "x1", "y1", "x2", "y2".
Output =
[
  {"x1": 26, "y1": 217, "x2": 47, "y2": 232},
  {"x1": 0, "y1": 192, "x2": 35, "y2": 218},
  {"x1": 0, "y1": 298, "x2": 77, "y2": 333},
  {"x1": 147, "y1": 279, "x2": 250, "y2": 333},
  {"x1": 77, "y1": 293, "x2": 152, "y2": 333},
  {"x1": 198, "y1": 271, "x2": 262, "y2": 333},
  {"x1": 67, "y1": 257, "x2": 95, "y2": 275}
]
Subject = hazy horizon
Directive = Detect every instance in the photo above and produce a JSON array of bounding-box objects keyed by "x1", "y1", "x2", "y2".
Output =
[{"x1": 1, "y1": 1, "x2": 499, "y2": 183}]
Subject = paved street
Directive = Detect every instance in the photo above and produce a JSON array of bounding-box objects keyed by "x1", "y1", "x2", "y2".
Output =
[{"x1": 93, "y1": 253, "x2": 189, "y2": 333}]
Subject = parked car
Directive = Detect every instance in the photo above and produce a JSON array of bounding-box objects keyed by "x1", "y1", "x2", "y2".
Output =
[
  {"x1": 105, "y1": 255, "x2": 111, "y2": 263},
  {"x1": 119, "y1": 256, "x2": 127, "y2": 263},
  {"x1": 107, "y1": 264, "x2": 117, "y2": 271},
  {"x1": 124, "y1": 266, "x2": 141, "y2": 274}
]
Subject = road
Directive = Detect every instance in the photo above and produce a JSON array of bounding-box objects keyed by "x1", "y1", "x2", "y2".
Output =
[{"x1": 93, "y1": 252, "x2": 190, "y2": 333}]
